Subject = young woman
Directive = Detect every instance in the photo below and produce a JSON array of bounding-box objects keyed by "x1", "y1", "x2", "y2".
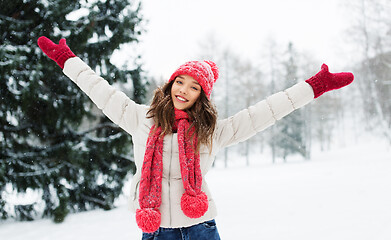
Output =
[{"x1": 37, "y1": 36, "x2": 354, "y2": 240}]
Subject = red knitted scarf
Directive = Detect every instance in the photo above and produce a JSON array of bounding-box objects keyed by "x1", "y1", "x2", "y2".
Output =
[{"x1": 136, "y1": 109, "x2": 208, "y2": 233}]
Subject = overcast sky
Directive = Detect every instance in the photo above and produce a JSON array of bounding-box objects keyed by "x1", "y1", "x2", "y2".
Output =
[{"x1": 115, "y1": 0, "x2": 354, "y2": 79}]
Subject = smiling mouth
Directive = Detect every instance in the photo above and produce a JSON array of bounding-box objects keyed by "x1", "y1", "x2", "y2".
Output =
[{"x1": 176, "y1": 95, "x2": 188, "y2": 102}]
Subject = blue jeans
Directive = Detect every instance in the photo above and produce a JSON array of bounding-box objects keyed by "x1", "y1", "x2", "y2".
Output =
[{"x1": 141, "y1": 219, "x2": 221, "y2": 240}]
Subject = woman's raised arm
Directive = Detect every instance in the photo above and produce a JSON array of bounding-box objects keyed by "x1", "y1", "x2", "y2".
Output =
[
  {"x1": 37, "y1": 36, "x2": 146, "y2": 136},
  {"x1": 214, "y1": 64, "x2": 354, "y2": 149}
]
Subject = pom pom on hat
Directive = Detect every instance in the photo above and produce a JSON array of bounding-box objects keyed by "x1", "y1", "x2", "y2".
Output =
[
  {"x1": 181, "y1": 191, "x2": 209, "y2": 218},
  {"x1": 136, "y1": 208, "x2": 161, "y2": 233},
  {"x1": 169, "y1": 60, "x2": 219, "y2": 99},
  {"x1": 204, "y1": 60, "x2": 219, "y2": 82}
]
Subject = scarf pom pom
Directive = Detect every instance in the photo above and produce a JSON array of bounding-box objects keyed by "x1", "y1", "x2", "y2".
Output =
[
  {"x1": 181, "y1": 191, "x2": 209, "y2": 218},
  {"x1": 136, "y1": 208, "x2": 161, "y2": 233}
]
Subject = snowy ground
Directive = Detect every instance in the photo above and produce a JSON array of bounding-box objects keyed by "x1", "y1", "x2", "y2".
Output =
[{"x1": 1, "y1": 141, "x2": 390, "y2": 240}]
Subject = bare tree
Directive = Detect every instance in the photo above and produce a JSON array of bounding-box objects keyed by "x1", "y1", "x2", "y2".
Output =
[{"x1": 345, "y1": 0, "x2": 391, "y2": 142}]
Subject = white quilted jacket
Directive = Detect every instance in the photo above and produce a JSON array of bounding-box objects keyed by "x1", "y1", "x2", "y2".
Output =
[{"x1": 63, "y1": 57, "x2": 314, "y2": 228}]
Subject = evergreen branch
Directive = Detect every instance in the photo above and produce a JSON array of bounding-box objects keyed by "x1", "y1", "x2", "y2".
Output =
[
  {"x1": 4, "y1": 142, "x2": 66, "y2": 159},
  {"x1": 0, "y1": 14, "x2": 34, "y2": 24},
  {"x1": 55, "y1": 94, "x2": 79, "y2": 100},
  {"x1": 9, "y1": 158, "x2": 44, "y2": 171},
  {"x1": 11, "y1": 163, "x2": 65, "y2": 177},
  {"x1": 1, "y1": 124, "x2": 33, "y2": 132},
  {"x1": 74, "y1": 122, "x2": 120, "y2": 136},
  {"x1": 84, "y1": 132, "x2": 123, "y2": 143},
  {"x1": 80, "y1": 194, "x2": 107, "y2": 206},
  {"x1": 90, "y1": 15, "x2": 120, "y2": 23},
  {"x1": 116, "y1": 154, "x2": 133, "y2": 163},
  {"x1": 100, "y1": 154, "x2": 132, "y2": 173}
]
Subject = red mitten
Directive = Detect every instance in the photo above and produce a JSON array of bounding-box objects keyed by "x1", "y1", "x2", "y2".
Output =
[
  {"x1": 305, "y1": 64, "x2": 354, "y2": 98},
  {"x1": 37, "y1": 36, "x2": 76, "y2": 69}
]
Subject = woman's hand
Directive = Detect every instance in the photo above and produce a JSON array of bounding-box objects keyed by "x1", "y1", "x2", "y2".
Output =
[
  {"x1": 305, "y1": 64, "x2": 354, "y2": 98},
  {"x1": 37, "y1": 36, "x2": 76, "y2": 69}
]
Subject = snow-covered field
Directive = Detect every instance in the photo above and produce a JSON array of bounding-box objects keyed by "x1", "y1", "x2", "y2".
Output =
[{"x1": 1, "y1": 141, "x2": 390, "y2": 240}]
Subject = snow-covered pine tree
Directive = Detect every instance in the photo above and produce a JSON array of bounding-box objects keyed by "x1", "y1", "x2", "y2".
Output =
[
  {"x1": 274, "y1": 42, "x2": 307, "y2": 161},
  {"x1": 0, "y1": 0, "x2": 146, "y2": 222}
]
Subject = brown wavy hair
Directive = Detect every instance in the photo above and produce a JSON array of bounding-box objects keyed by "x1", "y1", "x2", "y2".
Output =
[{"x1": 147, "y1": 80, "x2": 218, "y2": 153}]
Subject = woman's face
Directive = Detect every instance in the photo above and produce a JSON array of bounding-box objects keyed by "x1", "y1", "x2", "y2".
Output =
[{"x1": 171, "y1": 75, "x2": 201, "y2": 110}]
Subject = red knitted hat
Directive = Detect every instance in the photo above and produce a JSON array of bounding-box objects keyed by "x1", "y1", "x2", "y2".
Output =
[{"x1": 169, "y1": 60, "x2": 219, "y2": 99}]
